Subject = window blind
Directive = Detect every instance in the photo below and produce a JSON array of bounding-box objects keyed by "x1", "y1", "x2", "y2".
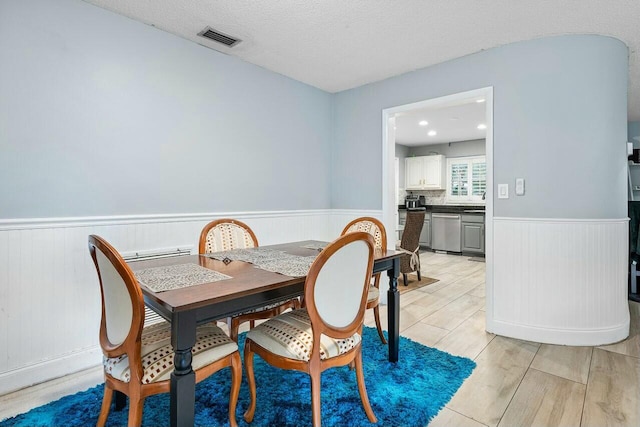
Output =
[
  {"x1": 451, "y1": 163, "x2": 469, "y2": 196},
  {"x1": 472, "y1": 161, "x2": 487, "y2": 196},
  {"x1": 446, "y1": 156, "x2": 486, "y2": 202}
]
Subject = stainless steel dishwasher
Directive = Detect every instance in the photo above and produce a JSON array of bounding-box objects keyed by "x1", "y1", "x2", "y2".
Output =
[{"x1": 431, "y1": 213, "x2": 461, "y2": 252}]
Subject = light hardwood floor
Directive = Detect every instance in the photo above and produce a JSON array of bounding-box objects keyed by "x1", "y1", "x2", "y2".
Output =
[
  {"x1": 365, "y1": 251, "x2": 640, "y2": 427},
  {"x1": 1, "y1": 251, "x2": 639, "y2": 426}
]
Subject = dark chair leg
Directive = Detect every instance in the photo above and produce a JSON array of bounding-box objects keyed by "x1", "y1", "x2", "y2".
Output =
[
  {"x1": 417, "y1": 270, "x2": 421, "y2": 281},
  {"x1": 114, "y1": 390, "x2": 127, "y2": 411},
  {"x1": 403, "y1": 273, "x2": 408, "y2": 285}
]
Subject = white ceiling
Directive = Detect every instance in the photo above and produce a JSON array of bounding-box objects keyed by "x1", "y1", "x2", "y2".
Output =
[
  {"x1": 83, "y1": 0, "x2": 640, "y2": 121},
  {"x1": 394, "y1": 98, "x2": 487, "y2": 146}
]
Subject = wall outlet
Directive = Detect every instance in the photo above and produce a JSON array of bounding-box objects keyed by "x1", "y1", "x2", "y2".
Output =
[{"x1": 498, "y1": 184, "x2": 509, "y2": 199}]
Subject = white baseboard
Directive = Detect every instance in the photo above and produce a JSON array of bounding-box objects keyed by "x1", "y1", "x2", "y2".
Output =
[
  {"x1": 487, "y1": 318, "x2": 630, "y2": 347},
  {"x1": 0, "y1": 346, "x2": 102, "y2": 396}
]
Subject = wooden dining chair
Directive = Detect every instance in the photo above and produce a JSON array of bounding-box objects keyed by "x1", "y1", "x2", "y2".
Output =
[
  {"x1": 88, "y1": 235, "x2": 242, "y2": 427},
  {"x1": 199, "y1": 218, "x2": 300, "y2": 341},
  {"x1": 398, "y1": 209, "x2": 425, "y2": 284},
  {"x1": 243, "y1": 232, "x2": 377, "y2": 427},
  {"x1": 341, "y1": 217, "x2": 388, "y2": 344}
]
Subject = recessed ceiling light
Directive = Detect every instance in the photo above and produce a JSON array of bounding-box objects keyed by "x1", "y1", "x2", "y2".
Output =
[
  {"x1": 476, "y1": 99, "x2": 486, "y2": 103},
  {"x1": 419, "y1": 120, "x2": 429, "y2": 126},
  {"x1": 450, "y1": 117, "x2": 460, "y2": 121},
  {"x1": 477, "y1": 124, "x2": 487, "y2": 130},
  {"x1": 428, "y1": 130, "x2": 437, "y2": 136}
]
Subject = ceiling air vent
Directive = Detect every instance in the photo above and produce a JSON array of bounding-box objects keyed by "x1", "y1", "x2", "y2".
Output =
[{"x1": 198, "y1": 27, "x2": 241, "y2": 47}]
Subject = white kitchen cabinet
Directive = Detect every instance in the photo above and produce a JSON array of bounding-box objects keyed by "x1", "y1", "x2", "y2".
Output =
[
  {"x1": 405, "y1": 155, "x2": 446, "y2": 190},
  {"x1": 405, "y1": 157, "x2": 425, "y2": 189},
  {"x1": 423, "y1": 155, "x2": 446, "y2": 189}
]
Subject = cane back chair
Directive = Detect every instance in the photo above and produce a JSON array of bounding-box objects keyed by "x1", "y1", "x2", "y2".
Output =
[
  {"x1": 341, "y1": 217, "x2": 388, "y2": 344},
  {"x1": 199, "y1": 218, "x2": 300, "y2": 341}
]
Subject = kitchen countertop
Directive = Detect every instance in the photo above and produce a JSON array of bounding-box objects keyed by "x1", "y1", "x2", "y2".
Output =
[{"x1": 398, "y1": 204, "x2": 485, "y2": 213}]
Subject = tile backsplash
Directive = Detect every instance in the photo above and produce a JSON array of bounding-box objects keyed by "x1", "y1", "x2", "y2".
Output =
[{"x1": 399, "y1": 189, "x2": 447, "y2": 205}]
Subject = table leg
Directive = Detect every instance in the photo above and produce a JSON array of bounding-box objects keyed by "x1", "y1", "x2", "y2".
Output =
[
  {"x1": 170, "y1": 312, "x2": 197, "y2": 427},
  {"x1": 387, "y1": 258, "x2": 400, "y2": 362}
]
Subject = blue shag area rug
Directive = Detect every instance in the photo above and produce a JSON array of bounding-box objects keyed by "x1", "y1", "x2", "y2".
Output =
[{"x1": 0, "y1": 327, "x2": 475, "y2": 427}]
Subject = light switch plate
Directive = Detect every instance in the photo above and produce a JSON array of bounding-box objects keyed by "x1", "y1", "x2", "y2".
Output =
[
  {"x1": 498, "y1": 184, "x2": 509, "y2": 199},
  {"x1": 515, "y1": 178, "x2": 525, "y2": 196}
]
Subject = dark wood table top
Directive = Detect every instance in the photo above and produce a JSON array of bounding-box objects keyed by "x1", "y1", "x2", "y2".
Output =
[
  {"x1": 128, "y1": 240, "x2": 399, "y2": 315},
  {"x1": 127, "y1": 239, "x2": 402, "y2": 427}
]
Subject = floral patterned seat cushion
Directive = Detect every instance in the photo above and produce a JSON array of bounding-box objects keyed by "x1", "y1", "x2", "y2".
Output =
[
  {"x1": 245, "y1": 309, "x2": 361, "y2": 361},
  {"x1": 104, "y1": 322, "x2": 237, "y2": 384}
]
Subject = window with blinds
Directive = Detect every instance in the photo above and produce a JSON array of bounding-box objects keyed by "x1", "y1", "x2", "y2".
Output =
[
  {"x1": 471, "y1": 160, "x2": 486, "y2": 196},
  {"x1": 447, "y1": 156, "x2": 486, "y2": 202},
  {"x1": 451, "y1": 163, "x2": 469, "y2": 196}
]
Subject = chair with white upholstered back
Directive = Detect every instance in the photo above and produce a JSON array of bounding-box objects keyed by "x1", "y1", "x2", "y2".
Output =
[
  {"x1": 242, "y1": 232, "x2": 377, "y2": 427},
  {"x1": 199, "y1": 218, "x2": 300, "y2": 341},
  {"x1": 341, "y1": 217, "x2": 388, "y2": 344},
  {"x1": 88, "y1": 234, "x2": 242, "y2": 427}
]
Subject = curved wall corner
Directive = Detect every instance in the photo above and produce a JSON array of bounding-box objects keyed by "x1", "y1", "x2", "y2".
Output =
[
  {"x1": 486, "y1": 35, "x2": 630, "y2": 345},
  {"x1": 488, "y1": 218, "x2": 630, "y2": 346}
]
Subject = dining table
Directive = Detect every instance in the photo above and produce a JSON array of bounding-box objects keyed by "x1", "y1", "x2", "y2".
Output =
[{"x1": 128, "y1": 239, "x2": 402, "y2": 427}]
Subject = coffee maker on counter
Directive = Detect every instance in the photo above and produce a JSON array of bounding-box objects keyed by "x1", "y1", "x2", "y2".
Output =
[{"x1": 405, "y1": 194, "x2": 419, "y2": 209}]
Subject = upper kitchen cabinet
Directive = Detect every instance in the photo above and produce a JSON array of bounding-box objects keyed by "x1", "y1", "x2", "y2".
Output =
[
  {"x1": 405, "y1": 157, "x2": 425, "y2": 189},
  {"x1": 405, "y1": 155, "x2": 446, "y2": 190}
]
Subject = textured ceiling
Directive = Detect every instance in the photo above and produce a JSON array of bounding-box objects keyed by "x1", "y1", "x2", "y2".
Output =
[{"x1": 82, "y1": 0, "x2": 640, "y2": 121}]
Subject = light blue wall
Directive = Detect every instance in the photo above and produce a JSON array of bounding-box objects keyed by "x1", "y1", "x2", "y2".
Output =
[
  {"x1": 0, "y1": 0, "x2": 332, "y2": 218},
  {"x1": 332, "y1": 35, "x2": 628, "y2": 219},
  {"x1": 0, "y1": 1, "x2": 629, "y2": 221}
]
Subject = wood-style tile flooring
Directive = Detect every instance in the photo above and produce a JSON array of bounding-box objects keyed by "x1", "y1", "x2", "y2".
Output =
[
  {"x1": 363, "y1": 251, "x2": 640, "y2": 427},
  {"x1": 1, "y1": 251, "x2": 639, "y2": 426}
]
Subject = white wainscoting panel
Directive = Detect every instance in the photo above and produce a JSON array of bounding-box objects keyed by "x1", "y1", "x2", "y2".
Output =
[
  {"x1": 0, "y1": 209, "x2": 388, "y2": 395},
  {"x1": 489, "y1": 217, "x2": 630, "y2": 346},
  {"x1": 328, "y1": 209, "x2": 383, "y2": 241}
]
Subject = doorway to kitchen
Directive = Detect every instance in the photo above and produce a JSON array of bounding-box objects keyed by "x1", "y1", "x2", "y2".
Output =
[{"x1": 381, "y1": 87, "x2": 494, "y2": 319}]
